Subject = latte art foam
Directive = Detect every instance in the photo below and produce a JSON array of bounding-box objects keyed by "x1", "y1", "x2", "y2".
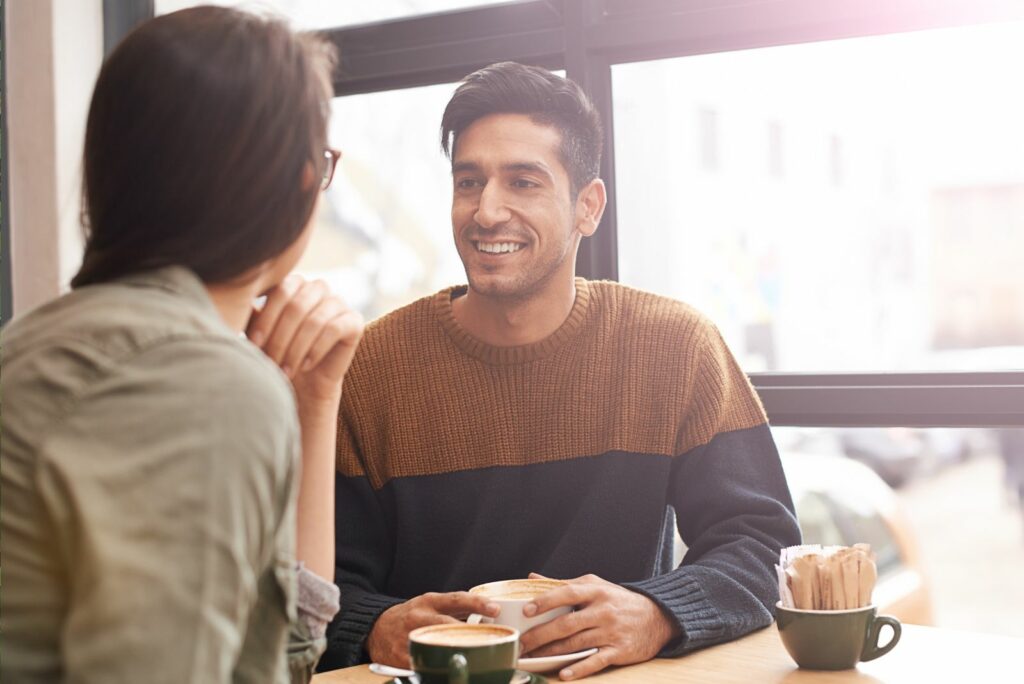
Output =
[
  {"x1": 412, "y1": 625, "x2": 514, "y2": 647},
  {"x1": 469, "y1": 579, "x2": 567, "y2": 601},
  {"x1": 482, "y1": 591, "x2": 547, "y2": 600}
]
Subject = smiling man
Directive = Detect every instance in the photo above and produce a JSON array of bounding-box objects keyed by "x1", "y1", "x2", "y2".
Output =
[{"x1": 320, "y1": 62, "x2": 801, "y2": 679}]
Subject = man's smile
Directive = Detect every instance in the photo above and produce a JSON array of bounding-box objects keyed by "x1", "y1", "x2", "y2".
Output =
[{"x1": 473, "y1": 240, "x2": 526, "y2": 254}]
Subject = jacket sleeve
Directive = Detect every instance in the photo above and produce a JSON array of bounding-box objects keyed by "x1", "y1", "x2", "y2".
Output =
[
  {"x1": 623, "y1": 325, "x2": 802, "y2": 655},
  {"x1": 287, "y1": 564, "x2": 341, "y2": 683}
]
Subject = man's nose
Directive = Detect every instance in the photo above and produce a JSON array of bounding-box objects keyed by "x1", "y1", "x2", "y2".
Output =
[{"x1": 474, "y1": 182, "x2": 512, "y2": 228}]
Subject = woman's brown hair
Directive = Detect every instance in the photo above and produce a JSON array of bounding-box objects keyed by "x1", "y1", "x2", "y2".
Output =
[{"x1": 72, "y1": 6, "x2": 336, "y2": 288}]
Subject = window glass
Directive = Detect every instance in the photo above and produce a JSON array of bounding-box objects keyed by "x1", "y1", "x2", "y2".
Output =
[
  {"x1": 819, "y1": 492, "x2": 903, "y2": 577},
  {"x1": 773, "y1": 426, "x2": 1024, "y2": 635},
  {"x1": 790, "y1": 491, "x2": 845, "y2": 549},
  {"x1": 613, "y1": 22, "x2": 1024, "y2": 372},
  {"x1": 302, "y1": 83, "x2": 466, "y2": 318},
  {"x1": 155, "y1": 0, "x2": 515, "y2": 29}
]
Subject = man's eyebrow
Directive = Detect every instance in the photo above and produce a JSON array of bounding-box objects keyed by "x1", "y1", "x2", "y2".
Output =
[
  {"x1": 451, "y1": 161, "x2": 480, "y2": 175},
  {"x1": 503, "y1": 162, "x2": 555, "y2": 182},
  {"x1": 451, "y1": 160, "x2": 556, "y2": 183}
]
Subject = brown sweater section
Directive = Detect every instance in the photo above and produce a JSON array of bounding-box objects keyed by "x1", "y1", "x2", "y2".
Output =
[{"x1": 337, "y1": 279, "x2": 766, "y2": 490}]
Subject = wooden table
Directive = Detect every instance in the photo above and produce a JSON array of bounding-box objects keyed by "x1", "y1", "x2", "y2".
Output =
[{"x1": 312, "y1": 624, "x2": 1021, "y2": 682}]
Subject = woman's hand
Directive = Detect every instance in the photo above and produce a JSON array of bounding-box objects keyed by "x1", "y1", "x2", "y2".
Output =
[{"x1": 246, "y1": 273, "x2": 364, "y2": 408}]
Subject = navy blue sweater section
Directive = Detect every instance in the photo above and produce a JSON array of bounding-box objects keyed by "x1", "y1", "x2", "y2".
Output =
[{"x1": 320, "y1": 423, "x2": 800, "y2": 670}]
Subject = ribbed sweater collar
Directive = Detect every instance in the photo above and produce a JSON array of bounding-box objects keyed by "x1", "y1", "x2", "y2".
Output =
[{"x1": 433, "y1": 278, "x2": 592, "y2": 365}]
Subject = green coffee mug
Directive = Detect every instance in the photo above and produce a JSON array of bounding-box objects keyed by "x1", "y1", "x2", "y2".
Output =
[
  {"x1": 775, "y1": 602, "x2": 901, "y2": 670},
  {"x1": 409, "y1": 623, "x2": 519, "y2": 684}
]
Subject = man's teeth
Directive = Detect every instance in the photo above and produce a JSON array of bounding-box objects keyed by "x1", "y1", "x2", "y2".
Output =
[{"x1": 476, "y1": 242, "x2": 524, "y2": 254}]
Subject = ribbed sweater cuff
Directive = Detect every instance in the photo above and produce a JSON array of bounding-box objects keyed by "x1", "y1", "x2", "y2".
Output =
[
  {"x1": 331, "y1": 592, "x2": 405, "y2": 665},
  {"x1": 623, "y1": 571, "x2": 726, "y2": 657}
]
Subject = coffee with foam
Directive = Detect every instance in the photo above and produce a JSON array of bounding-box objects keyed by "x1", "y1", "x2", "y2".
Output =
[
  {"x1": 411, "y1": 624, "x2": 516, "y2": 647},
  {"x1": 469, "y1": 578, "x2": 566, "y2": 601},
  {"x1": 409, "y1": 623, "x2": 519, "y2": 682}
]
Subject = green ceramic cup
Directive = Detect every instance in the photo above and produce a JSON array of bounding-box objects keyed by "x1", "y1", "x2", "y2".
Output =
[
  {"x1": 409, "y1": 623, "x2": 520, "y2": 684},
  {"x1": 776, "y1": 602, "x2": 901, "y2": 670}
]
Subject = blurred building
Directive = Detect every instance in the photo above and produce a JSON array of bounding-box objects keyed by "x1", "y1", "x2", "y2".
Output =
[{"x1": 930, "y1": 184, "x2": 1024, "y2": 349}]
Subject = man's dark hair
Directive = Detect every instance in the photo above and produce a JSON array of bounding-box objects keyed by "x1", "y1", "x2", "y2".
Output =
[
  {"x1": 440, "y1": 62, "x2": 603, "y2": 196},
  {"x1": 72, "y1": 7, "x2": 336, "y2": 288}
]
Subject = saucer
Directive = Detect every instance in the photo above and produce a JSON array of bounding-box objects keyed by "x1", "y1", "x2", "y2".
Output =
[
  {"x1": 518, "y1": 647, "x2": 598, "y2": 674},
  {"x1": 389, "y1": 670, "x2": 545, "y2": 684}
]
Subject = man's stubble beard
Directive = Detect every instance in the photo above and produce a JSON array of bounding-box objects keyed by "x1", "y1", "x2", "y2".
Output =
[{"x1": 464, "y1": 233, "x2": 577, "y2": 304}]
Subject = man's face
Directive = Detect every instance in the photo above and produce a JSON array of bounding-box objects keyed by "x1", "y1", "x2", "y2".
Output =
[{"x1": 451, "y1": 113, "x2": 580, "y2": 300}]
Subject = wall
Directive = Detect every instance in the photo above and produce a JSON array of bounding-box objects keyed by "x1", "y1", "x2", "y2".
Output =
[{"x1": 6, "y1": 0, "x2": 103, "y2": 316}]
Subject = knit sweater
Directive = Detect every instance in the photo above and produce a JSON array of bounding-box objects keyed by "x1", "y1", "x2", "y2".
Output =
[{"x1": 319, "y1": 279, "x2": 800, "y2": 670}]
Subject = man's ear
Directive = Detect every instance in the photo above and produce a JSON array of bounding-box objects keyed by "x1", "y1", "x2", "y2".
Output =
[{"x1": 574, "y1": 178, "x2": 607, "y2": 238}]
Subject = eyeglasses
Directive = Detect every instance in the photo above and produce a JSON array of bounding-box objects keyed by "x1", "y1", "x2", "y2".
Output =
[{"x1": 321, "y1": 148, "x2": 342, "y2": 190}]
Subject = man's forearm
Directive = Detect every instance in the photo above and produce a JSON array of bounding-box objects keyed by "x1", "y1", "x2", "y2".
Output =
[{"x1": 643, "y1": 424, "x2": 800, "y2": 655}]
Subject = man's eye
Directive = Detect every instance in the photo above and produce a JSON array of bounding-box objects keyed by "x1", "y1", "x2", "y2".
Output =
[
  {"x1": 456, "y1": 178, "x2": 482, "y2": 189},
  {"x1": 513, "y1": 179, "x2": 539, "y2": 189}
]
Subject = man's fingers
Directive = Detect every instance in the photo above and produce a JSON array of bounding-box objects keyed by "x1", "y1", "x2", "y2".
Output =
[
  {"x1": 426, "y1": 591, "x2": 500, "y2": 618},
  {"x1": 559, "y1": 646, "x2": 617, "y2": 681},
  {"x1": 524, "y1": 628, "x2": 601, "y2": 659},
  {"x1": 519, "y1": 610, "x2": 593, "y2": 655},
  {"x1": 393, "y1": 614, "x2": 462, "y2": 668},
  {"x1": 408, "y1": 611, "x2": 462, "y2": 630},
  {"x1": 371, "y1": 601, "x2": 465, "y2": 669},
  {"x1": 525, "y1": 583, "x2": 591, "y2": 617}
]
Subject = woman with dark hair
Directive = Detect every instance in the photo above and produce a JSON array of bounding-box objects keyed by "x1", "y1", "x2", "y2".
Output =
[{"x1": 1, "y1": 7, "x2": 354, "y2": 682}]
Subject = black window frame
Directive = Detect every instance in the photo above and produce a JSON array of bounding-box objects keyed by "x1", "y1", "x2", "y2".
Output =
[{"x1": 101, "y1": 0, "x2": 1024, "y2": 428}]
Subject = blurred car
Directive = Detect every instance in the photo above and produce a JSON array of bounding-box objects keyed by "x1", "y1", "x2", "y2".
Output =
[
  {"x1": 836, "y1": 427, "x2": 927, "y2": 488},
  {"x1": 669, "y1": 450, "x2": 933, "y2": 624},
  {"x1": 780, "y1": 451, "x2": 934, "y2": 625},
  {"x1": 837, "y1": 427, "x2": 992, "y2": 488}
]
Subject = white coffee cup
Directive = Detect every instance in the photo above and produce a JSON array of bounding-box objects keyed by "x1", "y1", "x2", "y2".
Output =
[{"x1": 467, "y1": 578, "x2": 571, "y2": 634}]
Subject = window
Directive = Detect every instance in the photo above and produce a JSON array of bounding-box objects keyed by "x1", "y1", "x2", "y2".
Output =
[
  {"x1": 774, "y1": 426, "x2": 1023, "y2": 634},
  {"x1": 299, "y1": 82, "x2": 465, "y2": 318},
  {"x1": 155, "y1": 0, "x2": 511, "y2": 29},
  {"x1": 768, "y1": 121, "x2": 784, "y2": 178},
  {"x1": 613, "y1": 23, "x2": 1024, "y2": 373},
  {"x1": 829, "y1": 134, "x2": 843, "y2": 187},
  {"x1": 698, "y1": 107, "x2": 720, "y2": 172}
]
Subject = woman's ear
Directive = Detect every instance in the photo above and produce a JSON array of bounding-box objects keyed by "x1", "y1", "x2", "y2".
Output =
[
  {"x1": 302, "y1": 160, "x2": 319, "y2": 190},
  {"x1": 574, "y1": 178, "x2": 607, "y2": 238}
]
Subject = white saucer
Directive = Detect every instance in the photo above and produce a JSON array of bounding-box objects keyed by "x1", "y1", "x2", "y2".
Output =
[
  {"x1": 518, "y1": 647, "x2": 598, "y2": 674},
  {"x1": 385, "y1": 670, "x2": 536, "y2": 684}
]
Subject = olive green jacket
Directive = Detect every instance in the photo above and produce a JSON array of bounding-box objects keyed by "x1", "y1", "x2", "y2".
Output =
[{"x1": 1, "y1": 267, "x2": 326, "y2": 683}]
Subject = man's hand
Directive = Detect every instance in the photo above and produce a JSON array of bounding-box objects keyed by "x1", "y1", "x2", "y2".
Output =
[
  {"x1": 246, "y1": 274, "x2": 364, "y2": 407},
  {"x1": 367, "y1": 593, "x2": 501, "y2": 667},
  {"x1": 519, "y1": 573, "x2": 681, "y2": 681}
]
